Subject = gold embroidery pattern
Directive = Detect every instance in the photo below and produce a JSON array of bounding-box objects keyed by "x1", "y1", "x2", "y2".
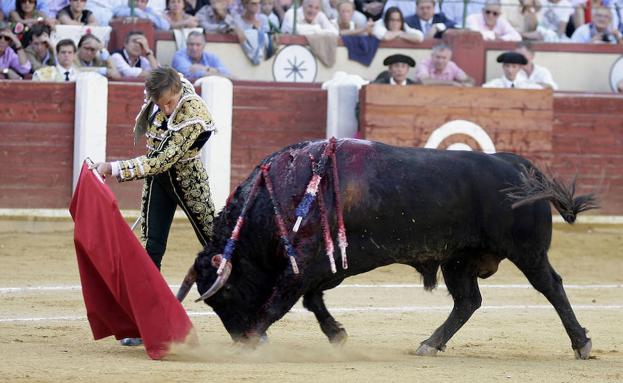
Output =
[{"x1": 174, "y1": 159, "x2": 215, "y2": 240}]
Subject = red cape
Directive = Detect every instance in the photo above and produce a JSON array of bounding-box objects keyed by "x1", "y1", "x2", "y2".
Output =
[{"x1": 69, "y1": 163, "x2": 193, "y2": 360}]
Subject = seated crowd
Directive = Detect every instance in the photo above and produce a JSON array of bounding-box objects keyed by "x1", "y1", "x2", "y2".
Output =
[{"x1": 0, "y1": 0, "x2": 621, "y2": 90}]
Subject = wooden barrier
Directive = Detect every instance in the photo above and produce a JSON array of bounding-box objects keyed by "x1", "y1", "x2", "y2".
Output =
[
  {"x1": 552, "y1": 93, "x2": 623, "y2": 214},
  {"x1": 2, "y1": 81, "x2": 621, "y2": 214},
  {"x1": 361, "y1": 84, "x2": 553, "y2": 163},
  {"x1": 0, "y1": 82, "x2": 75, "y2": 209}
]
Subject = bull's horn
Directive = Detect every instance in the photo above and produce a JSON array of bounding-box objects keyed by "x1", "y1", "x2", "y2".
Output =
[
  {"x1": 176, "y1": 265, "x2": 197, "y2": 302},
  {"x1": 194, "y1": 260, "x2": 232, "y2": 302}
]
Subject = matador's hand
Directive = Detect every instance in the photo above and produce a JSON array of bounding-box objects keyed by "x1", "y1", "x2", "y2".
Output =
[{"x1": 91, "y1": 162, "x2": 112, "y2": 177}]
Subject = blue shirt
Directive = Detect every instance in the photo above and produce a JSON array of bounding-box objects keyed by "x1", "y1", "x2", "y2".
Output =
[{"x1": 171, "y1": 49, "x2": 231, "y2": 81}]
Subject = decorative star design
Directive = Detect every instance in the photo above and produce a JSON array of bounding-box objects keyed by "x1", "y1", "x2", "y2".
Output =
[{"x1": 283, "y1": 56, "x2": 307, "y2": 82}]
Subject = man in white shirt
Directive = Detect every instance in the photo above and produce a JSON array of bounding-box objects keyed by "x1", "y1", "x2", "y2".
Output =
[
  {"x1": 515, "y1": 42, "x2": 558, "y2": 90},
  {"x1": 33, "y1": 39, "x2": 79, "y2": 81},
  {"x1": 282, "y1": 0, "x2": 338, "y2": 34},
  {"x1": 110, "y1": 31, "x2": 159, "y2": 79},
  {"x1": 483, "y1": 51, "x2": 542, "y2": 89}
]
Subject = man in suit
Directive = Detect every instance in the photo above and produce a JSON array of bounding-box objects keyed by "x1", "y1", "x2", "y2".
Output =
[
  {"x1": 405, "y1": 0, "x2": 455, "y2": 39},
  {"x1": 32, "y1": 39, "x2": 79, "y2": 82},
  {"x1": 373, "y1": 53, "x2": 416, "y2": 85}
]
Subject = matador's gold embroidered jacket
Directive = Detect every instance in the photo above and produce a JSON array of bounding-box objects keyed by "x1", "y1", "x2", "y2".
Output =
[{"x1": 115, "y1": 81, "x2": 215, "y2": 182}]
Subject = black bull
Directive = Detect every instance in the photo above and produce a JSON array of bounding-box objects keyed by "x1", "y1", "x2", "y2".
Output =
[{"x1": 177, "y1": 139, "x2": 597, "y2": 359}]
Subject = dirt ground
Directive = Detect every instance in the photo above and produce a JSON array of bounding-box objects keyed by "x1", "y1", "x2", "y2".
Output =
[{"x1": 0, "y1": 219, "x2": 622, "y2": 383}]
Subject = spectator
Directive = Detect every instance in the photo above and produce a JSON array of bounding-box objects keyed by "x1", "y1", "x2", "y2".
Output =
[
  {"x1": 2, "y1": 0, "x2": 50, "y2": 19},
  {"x1": 405, "y1": 0, "x2": 455, "y2": 39},
  {"x1": 75, "y1": 33, "x2": 121, "y2": 80},
  {"x1": 355, "y1": 0, "x2": 384, "y2": 21},
  {"x1": 85, "y1": 0, "x2": 126, "y2": 26},
  {"x1": 381, "y1": 0, "x2": 416, "y2": 20},
  {"x1": 333, "y1": 0, "x2": 374, "y2": 35},
  {"x1": 519, "y1": 0, "x2": 569, "y2": 42},
  {"x1": 414, "y1": 43, "x2": 474, "y2": 86},
  {"x1": 437, "y1": 0, "x2": 483, "y2": 28},
  {"x1": 515, "y1": 41, "x2": 558, "y2": 89},
  {"x1": 282, "y1": 0, "x2": 339, "y2": 34},
  {"x1": 33, "y1": 38, "x2": 78, "y2": 81},
  {"x1": 234, "y1": 0, "x2": 270, "y2": 33},
  {"x1": 196, "y1": 0, "x2": 236, "y2": 34},
  {"x1": 373, "y1": 53, "x2": 416, "y2": 85},
  {"x1": 372, "y1": 6, "x2": 423, "y2": 42},
  {"x1": 466, "y1": 0, "x2": 522, "y2": 41},
  {"x1": 171, "y1": 30, "x2": 230, "y2": 81},
  {"x1": 110, "y1": 30, "x2": 159, "y2": 79},
  {"x1": 571, "y1": 6, "x2": 622, "y2": 43},
  {"x1": 24, "y1": 23, "x2": 55, "y2": 71},
  {"x1": 323, "y1": 0, "x2": 367, "y2": 26},
  {"x1": 0, "y1": 26, "x2": 31, "y2": 79},
  {"x1": 9, "y1": 0, "x2": 56, "y2": 29},
  {"x1": 113, "y1": 0, "x2": 170, "y2": 30},
  {"x1": 260, "y1": 0, "x2": 280, "y2": 30},
  {"x1": 184, "y1": 0, "x2": 210, "y2": 15},
  {"x1": 57, "y1": 0, "x2": 98, "y2": 25},
  {"x1": 483, "y1": 51, "x2": 542, "y2": 89},
  {"x1": 164, "y1": 0, "x2": 199, "y2": 29},
  {"x1": 45, "y1": 0, "x2": 69, "y2": 18},
  {"x1": 537, "y1": 0, "x2": 574, "y2": 40}
]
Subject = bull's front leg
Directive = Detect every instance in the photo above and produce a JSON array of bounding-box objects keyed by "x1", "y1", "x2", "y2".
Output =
[
  {"x1": 417, "y1": 259, "x2": 482, "y2": 356},
  {"x1": 245, "y1": 270, "x2": 305, "y2": 343}
]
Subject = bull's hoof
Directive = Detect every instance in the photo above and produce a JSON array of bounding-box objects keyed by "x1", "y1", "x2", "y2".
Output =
[
  {"x1": 574, "y1": 339, "x2": 592, "y2": 360},
  {"x1": 415, "y1": 343, "x2": 438, "y2": 356},
  {"x1": 329, "y1": 329, "x2": 348, "y2": 346}
]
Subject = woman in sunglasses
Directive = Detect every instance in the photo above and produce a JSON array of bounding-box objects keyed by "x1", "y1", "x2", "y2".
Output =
[
  {"x1": 9, "y1": 0, "x2": 56, "y2": 28},
  {"x1": 0, "y1": 26, "x2": 31, "y2": 79},
  {"x1": 57, "y1": 0, "x2": 99, "y2": 26},
  {"x1": 465, "y1": 0, "x2": 521, "y2": 41}
]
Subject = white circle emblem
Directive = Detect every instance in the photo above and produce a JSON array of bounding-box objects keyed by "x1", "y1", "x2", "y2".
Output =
[
  {"x1": 609, "y1": 55, "x2": 623, "y2": 93},
  {"x1": 272, "y1": 45, "x2": 317, "y2": 83},
  {"x1": 424, "y1": 120, "x2": 496, "y2": 153}
]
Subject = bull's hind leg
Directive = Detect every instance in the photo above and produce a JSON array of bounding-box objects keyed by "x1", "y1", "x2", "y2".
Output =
[
  {"x1": 511, "y1": 253, "x2": 592, "y2": 359},
  {"x1": 416, "y1": 258, "x2": 482, "y2": 356},
  {"x1": 303, "y1": 291, "x2": 348, "y2": 344}
]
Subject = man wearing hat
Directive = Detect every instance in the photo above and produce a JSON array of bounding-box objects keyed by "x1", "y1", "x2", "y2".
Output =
[
  {"x1": 374, "y1": 53, "x2": 417, "y2": 85},
  {"x1": 483, "y1": 51, "x2": 542, "y2": 89}
]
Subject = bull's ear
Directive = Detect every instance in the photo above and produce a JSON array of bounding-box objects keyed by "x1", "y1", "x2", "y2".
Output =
[{"x1": 211, "y1": 254, "x2": 224, "y2": 268}]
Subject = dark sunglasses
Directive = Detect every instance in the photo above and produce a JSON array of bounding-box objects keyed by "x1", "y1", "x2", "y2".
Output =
[
  {"x1": 485, "y1": 10, "x2": 500, "y2": 16},
  {"x1": 0, "y1": 35, "x2": 12, "y2": 42}
]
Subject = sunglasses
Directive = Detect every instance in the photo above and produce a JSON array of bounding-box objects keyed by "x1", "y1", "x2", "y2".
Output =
[
  {"x1": 485, "y1": 10, "x2": 500, "y2": 16},
  {"x1": 0, "y1": 35, "x2": 11, "y2": 42}
]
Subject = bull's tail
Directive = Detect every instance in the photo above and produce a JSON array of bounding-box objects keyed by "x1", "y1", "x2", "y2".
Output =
[{"x1": 503, "y1": 165, "x2": 599, "y2": 224}]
